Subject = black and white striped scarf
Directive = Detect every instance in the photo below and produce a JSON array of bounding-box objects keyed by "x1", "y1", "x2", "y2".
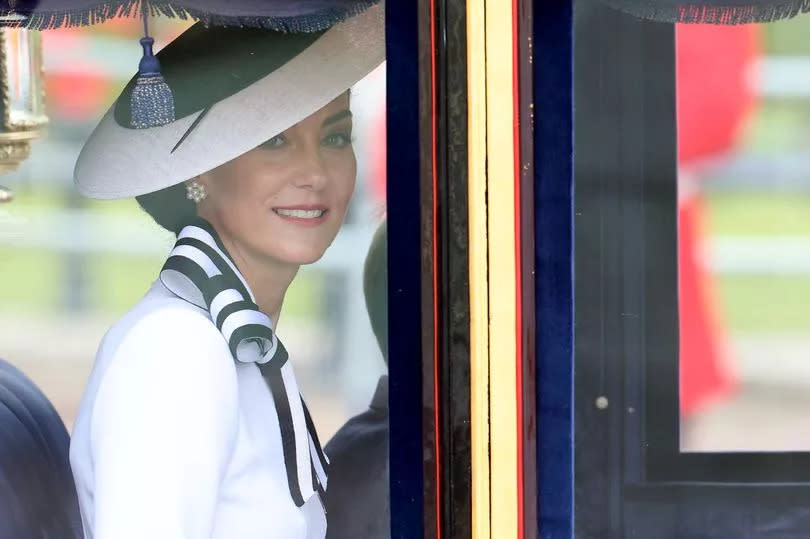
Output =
[{"x1": 158, "y1": 218, "x2": 328, "y2": 507}]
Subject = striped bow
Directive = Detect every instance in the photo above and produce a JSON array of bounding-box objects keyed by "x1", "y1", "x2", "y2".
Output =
[{"x1": 159, "y1": 218, "x2": 328, "y2": 506}]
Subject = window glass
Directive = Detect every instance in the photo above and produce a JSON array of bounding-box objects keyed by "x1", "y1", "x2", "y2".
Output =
[
  {"x1": 0, "y1": 14, "x2": 389, "y2": 537},
  {"x1": 678, "y1": 18, "x2": 810, "y2": 452}
]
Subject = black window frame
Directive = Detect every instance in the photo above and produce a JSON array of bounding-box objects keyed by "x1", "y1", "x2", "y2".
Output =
[{"x1": 386, "y1": 2, "x2": 428, "y2": 537}]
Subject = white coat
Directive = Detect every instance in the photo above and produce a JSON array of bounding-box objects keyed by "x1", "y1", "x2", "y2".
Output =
[{"x1": 70, "y1": 279, "x2": 327, "y2": 539}]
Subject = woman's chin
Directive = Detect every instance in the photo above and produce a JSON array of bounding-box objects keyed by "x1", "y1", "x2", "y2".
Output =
[
  {"x1": 270, "y1": 247, "x2": 327, "y2": 266},
  {"x1": 292, "y1": 253, "x2": 325, "y2": 265}
]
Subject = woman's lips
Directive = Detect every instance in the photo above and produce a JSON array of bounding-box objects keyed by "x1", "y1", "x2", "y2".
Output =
[{"x1": 272, "y1": 206, "x2": 329, "y2": 226}]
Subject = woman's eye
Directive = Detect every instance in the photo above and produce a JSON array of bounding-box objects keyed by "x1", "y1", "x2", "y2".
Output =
[
  {"x1": 323, "y1": 133, "x2": 353, "y2": 148},
  {"x1": 260, "y1": 134, "x2": 287, "y2": 149}
]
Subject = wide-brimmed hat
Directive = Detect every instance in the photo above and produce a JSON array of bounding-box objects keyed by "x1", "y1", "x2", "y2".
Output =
[{"x1": 74, "y1": 2, "x2": 384, "y2": 199}]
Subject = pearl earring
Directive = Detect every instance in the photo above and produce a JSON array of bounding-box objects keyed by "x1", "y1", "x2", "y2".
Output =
[{"x1": 186, "y1": 180, "x2": 207, "y2": 203}]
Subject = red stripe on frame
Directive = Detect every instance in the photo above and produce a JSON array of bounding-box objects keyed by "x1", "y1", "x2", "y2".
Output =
[
  {"x1": 512, "y1": 1, "x2": 525, "y2": 539},
  {"x1": 430, "y1": 0, "x2": 442, "y2": 537}
]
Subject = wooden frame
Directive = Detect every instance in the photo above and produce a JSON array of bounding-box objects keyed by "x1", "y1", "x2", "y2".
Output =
[{"x1": 388, "y1": 1, "x2": 545, "y2": 536}]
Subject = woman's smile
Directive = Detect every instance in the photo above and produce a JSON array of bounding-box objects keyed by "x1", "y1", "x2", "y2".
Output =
[{"x1": 272, "y1": 204, "x2": 330, "y2": 226}]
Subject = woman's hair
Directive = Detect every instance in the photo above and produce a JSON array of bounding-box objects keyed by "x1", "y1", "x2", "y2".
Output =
[
  {"x1": 0, "y1": 359, "x2": 82, "y2": 538},
  {"x1": 136, "y1": 183, "x2": 197, "y2": 235}
]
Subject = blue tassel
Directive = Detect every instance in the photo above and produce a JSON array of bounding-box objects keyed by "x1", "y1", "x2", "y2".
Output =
[{"x1": 130, "y1": 36, "x2": 175, "y2": 128}]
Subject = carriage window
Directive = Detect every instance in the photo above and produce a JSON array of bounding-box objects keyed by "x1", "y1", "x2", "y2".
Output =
[
  {"x1": 0, "y1": 10, "x2": 410, "y2": 537},
  {"x1": 576, "y1": 6, "x2": 810, "y2": 535},
  {"x1": 575, "y1": 1, "x2": 810, "y2": 485},
  {"x1": 678, "y1": 18, "x2": 810, "y2": 452}
]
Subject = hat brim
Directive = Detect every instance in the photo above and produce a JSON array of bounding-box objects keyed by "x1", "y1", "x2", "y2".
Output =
[{"x1": 74, "y1": 3, "x2": 384, "y2": 200}]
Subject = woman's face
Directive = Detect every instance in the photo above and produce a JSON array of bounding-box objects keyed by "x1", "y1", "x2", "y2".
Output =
[{"x1": 196, "y1": 94, "x2": 356, "y2": 267}]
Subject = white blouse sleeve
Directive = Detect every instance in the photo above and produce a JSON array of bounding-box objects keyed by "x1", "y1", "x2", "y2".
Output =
[{"x1": 89, "y1": 306, "x2": 239, "y2": 539}]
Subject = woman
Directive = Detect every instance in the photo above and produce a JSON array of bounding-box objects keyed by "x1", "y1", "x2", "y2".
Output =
[{"x1": 68, "y1": 4, "x2": 383, "y2": 538}]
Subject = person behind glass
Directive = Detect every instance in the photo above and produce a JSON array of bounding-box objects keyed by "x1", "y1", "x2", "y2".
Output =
[
  {"x1": 0, "y1": 359, "x2": 83, "y2": 538},
  {"x1": 325, "y1": 219, "x2": 389, "y2": 539},
  {"x1": 67, "y1": 6, "x2": 383, "y2": 539}
]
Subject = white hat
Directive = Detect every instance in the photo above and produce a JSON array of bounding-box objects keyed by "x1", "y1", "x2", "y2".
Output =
[{"x1": 74, "y1": 2, "x2": 384, "y2": 200}]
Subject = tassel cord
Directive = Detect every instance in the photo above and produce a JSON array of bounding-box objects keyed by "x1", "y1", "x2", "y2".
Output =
[{"x1": 142, "y1": 0, "x2": 150, "y2": 38}]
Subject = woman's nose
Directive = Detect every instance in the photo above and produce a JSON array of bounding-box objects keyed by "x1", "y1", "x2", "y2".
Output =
[{"x1": 293, "y1": 146, "x2": 328, "y2": 190}]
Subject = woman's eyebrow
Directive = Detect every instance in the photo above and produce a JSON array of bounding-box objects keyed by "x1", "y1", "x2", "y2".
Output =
[{"x1": 322, "y1": 109, "x2": 353, "y2": 127}]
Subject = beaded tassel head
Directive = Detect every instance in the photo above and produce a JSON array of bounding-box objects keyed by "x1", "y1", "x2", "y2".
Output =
[{"x1": 130, "y1": 2, "x2": 175, "y2": 129}]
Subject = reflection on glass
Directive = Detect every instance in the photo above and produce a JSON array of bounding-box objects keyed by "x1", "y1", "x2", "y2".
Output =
[
  {"x1": 2, "y1": 28, "x2": 44, "y2": 126},
  {"x1": 678, "y1": 19, "x2": 810, "y2": 452}
]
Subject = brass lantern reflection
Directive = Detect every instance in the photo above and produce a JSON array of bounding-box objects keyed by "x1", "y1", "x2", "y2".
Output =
[{"x1": 0, "y1": 24, "x2": 47, "y2": 203}]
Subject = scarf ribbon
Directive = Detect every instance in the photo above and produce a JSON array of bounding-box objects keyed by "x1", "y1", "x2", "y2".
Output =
[{"x1": 159, "y1": 218, "x2": 328, "y2": 506}]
